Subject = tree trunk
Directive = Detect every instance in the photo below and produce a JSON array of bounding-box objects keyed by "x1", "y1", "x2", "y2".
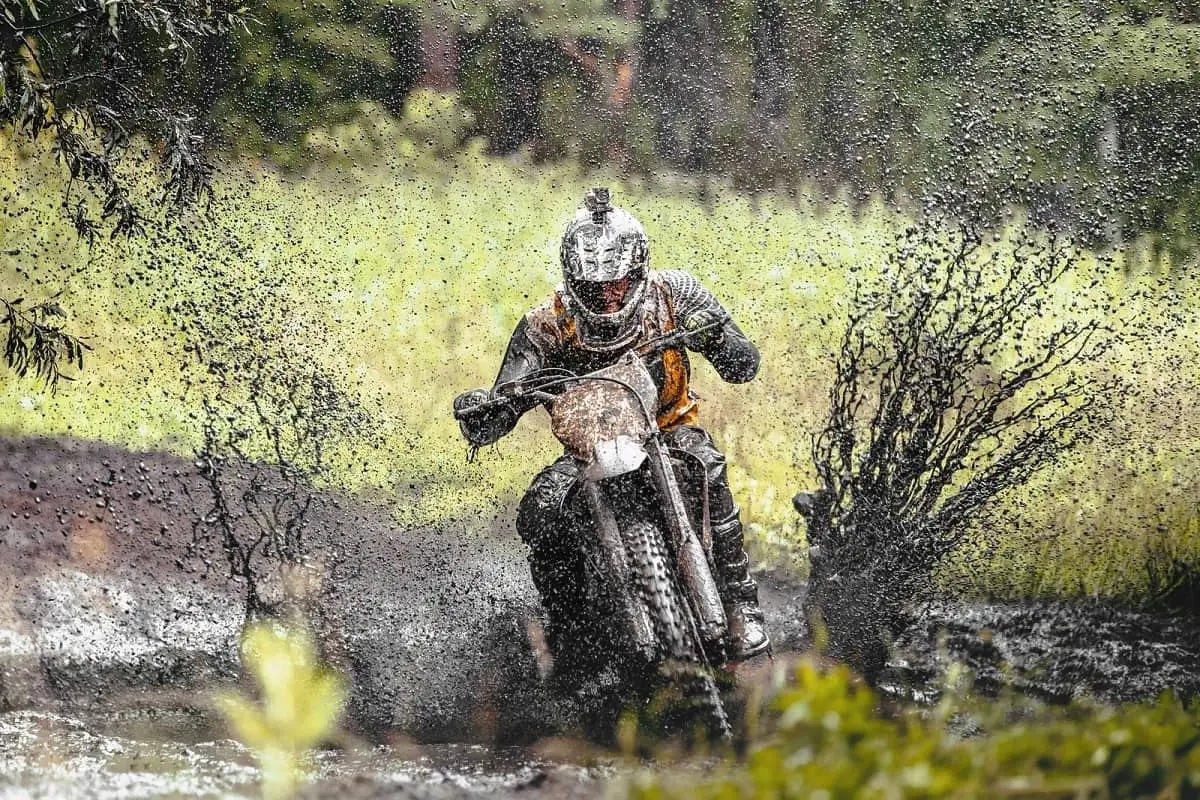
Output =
[
  {"x1": 751, "y1": 0, "x2": 789, "y2": 121},
  {"x1": 418, "y1": 9, "x2": 457, "y2": 90},
  {"x1": 642, "y1": 0, "x2": 734, "y2": 171},
  {"x1": 1097, "y1": 102, "x2": 1123, "y2": 251},
  {"x1": 491, "y1": 16, "x2": 539, "y2": 153}
]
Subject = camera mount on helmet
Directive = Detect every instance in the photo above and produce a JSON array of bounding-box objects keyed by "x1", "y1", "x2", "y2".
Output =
[{"x1": 585, "y1": 187, "x2": 613, "y2": 223}]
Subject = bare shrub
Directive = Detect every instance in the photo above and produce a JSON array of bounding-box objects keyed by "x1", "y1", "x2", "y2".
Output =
[
  {"x1": 189, "y1": 360, "x2": 371, "y2": 620},
  {"x1": 796, "y1": 218, "x2": 1147, "y2": 680}
]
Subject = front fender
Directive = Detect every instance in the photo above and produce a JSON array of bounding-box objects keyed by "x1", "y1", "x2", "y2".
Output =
[{"x1": 580, "y1": 435, "x2": 648, "y2": 482}]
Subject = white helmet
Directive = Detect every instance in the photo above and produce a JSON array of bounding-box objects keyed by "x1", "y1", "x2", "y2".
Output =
[{"x1": 559, "y1": 188, "x2": 650, "y2": 351}]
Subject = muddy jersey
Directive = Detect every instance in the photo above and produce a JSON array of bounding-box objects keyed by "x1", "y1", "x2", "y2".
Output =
[{"x1": 489, "y1": 270, "x2": 759, "y2": 435}]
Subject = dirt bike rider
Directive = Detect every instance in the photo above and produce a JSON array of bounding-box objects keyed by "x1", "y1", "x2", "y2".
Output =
[{"x1": 453, "y1": 188, "x2": 770, "y2": 662}]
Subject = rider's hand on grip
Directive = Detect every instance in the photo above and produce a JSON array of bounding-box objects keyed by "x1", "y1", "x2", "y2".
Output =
[
  {"x1": 681, "y1": 310, "x2": 726, "y2": 351},
  {"x1": 453, "y1": 388, "x2": 517, "y2": 447},
  {"x1": 453, "y1": 388, "x2": 491, "y2": 419}
]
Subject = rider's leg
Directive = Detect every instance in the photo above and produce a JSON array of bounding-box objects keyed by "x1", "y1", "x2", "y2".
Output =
[
  {"x1": 516, "y1": 455, "x2": 584, "y2": 651},
  {"x1": 664, "y1": 425, "x2": 770, "y2": 661}
]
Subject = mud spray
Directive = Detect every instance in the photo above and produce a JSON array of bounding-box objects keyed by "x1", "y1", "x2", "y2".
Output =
[{"x1": 2, "y1": 437, "x2": 1197, "y2": 796}]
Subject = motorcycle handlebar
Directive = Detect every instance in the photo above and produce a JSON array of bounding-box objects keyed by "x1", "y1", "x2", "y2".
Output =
[
  {"x1": 452, "y1": 400, "x2": 495, "y2": 420},
  {"x1": 635, "y1": 313, "x2": 729, "y2": 357},
  {"x1": 452, "y1": 381, "x2": 566, "y2": 420},
  {"x1": 459, "y1": 315, "x2": 729, "y2": 419}
]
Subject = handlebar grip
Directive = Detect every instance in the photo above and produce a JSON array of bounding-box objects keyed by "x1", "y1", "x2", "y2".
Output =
[{"x1": 453, "y1": 397, "x2": 508, "y2": 420}]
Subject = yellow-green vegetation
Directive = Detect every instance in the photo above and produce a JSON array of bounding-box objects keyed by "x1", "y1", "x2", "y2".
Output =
[
  {"x1": 216, "y1": 623, "x2": 346, "y2": 800},
  {"x1": 0, "y1": 93, "x2": 1197, "y2": 603},
  {"x1": 624, "y1": 659, "x2": 1200, "y2": 799}
]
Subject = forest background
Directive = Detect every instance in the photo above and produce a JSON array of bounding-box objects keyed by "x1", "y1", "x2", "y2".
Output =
[{"x1": 57, "y1": 0, "x2": 1200, "y2": 259}]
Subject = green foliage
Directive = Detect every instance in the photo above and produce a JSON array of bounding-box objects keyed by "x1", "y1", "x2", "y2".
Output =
[
  {"x1": 1, "y1": 291, "x2": 89, "y2": 391},
  {"x1": 216, "y1": 623, "x2": 346, "y2": 800},
  {"x1": 450, "y1": 0, "x2": 1200, "y2": 257},
  {"x1": 8, "y1": 0, "x2": 1196, "y2": 256},
  {"x1": 0, "y1": 0, "x2": 243, "y2": 386},
  {"x1": 508, "y1": 0, "x2": 639, "y2": 41},
  {"x1": 963, "y1": 7, "x2": 1200, "y2": 248},
  {"x1": 626, "y1": 658, "x2": 1200, "y2": 799},
  {"x1": 216, "y1": 0, "x2": 413, "y2": 163},
  {"x1": 0, "y1": 0, "x2": 244, "y2": 233},
  {"x1": 0, "y1": 114, "x2": 1196, "y2": 606}
]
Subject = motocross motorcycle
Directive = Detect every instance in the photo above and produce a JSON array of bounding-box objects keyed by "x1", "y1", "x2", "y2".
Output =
[{"x1": 455, "y1": 320, "x2": 735, "y2": 739}]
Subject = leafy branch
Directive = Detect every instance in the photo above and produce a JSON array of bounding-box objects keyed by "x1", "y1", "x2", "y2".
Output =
[
  {"x1": 1, "y1": 0, "x2": 245, "y2": 236},
  {"x1": 0, "y1": 0, "x2": 244, "y2": 386},
  {"x1": 1, "y1": 293, "x2": 90, "y2": 391}
]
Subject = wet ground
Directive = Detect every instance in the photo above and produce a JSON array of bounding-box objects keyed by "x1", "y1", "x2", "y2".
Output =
[
  {"x1": 0, "y1": 708, "x2": 612, "y2": 799},
  {"x1": 1, "y1": 435, "x2": 1198, "y2": 797},
  {"x1": 883, "y1": 597, "x2": 1200, "y2": 705}
]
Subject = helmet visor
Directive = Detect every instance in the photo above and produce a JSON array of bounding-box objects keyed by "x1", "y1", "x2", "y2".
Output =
[{"x1": 574, "y1": 276, "x2": 631, "y2": 314}]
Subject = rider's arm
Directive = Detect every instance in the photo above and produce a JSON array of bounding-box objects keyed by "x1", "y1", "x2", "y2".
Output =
[
  {"x1": 661, "y1": 270, "x2": 760, "y2": 384},
  {"x1": 702, "y1": 318, "x2": 760, "y2": 383},
  {"x1": 494, "y1": 316, "x2": 547, "y2": 394},
  {"x1": 454, "y1": 316, "x2": 547, "y2": 446}
]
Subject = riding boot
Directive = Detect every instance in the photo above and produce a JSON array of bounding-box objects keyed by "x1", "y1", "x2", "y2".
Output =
[{"x1": 711, "y1": 510, "x2": 770, "y2": 661}]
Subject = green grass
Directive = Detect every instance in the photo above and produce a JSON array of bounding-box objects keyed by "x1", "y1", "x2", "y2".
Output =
[
  {"x1": 622, "y1": 658, "x2": 1200, "y2": 799},
  {"x1": 1, "y1": 95, "x2": 1197, "y2": 604}
]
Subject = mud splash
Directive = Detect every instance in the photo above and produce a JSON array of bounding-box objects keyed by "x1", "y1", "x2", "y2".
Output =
[
  {"x1": 2, "y1": 435, "x2": 1199, "y2": 796},
  {"x1": 0, "y1": 435, "x2": 556, "y2": 741}
]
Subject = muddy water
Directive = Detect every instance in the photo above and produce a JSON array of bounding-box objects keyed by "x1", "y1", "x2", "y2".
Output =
[
  {"x1": 0, "y1": 709, "x2": 610, "y2": 799},
  {"x1": 882, "y1": 597, "x2": 1200, "y2": 705},
  {"x1": 2, "y1": 437, "x2": 1198, "y2": 797}
]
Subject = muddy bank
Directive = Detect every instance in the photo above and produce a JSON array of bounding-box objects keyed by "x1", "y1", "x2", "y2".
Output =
[
  {"x1": 885, "y1": 597, "x2": 1200, "y2": 705},
  {"x1": 0, "y1": 434, "x2": 555, "y2": 741},
  {"x1": 2, "y1": 434, "x2": 1198, "y2": 744},
  {"x1": 0, "y1": 437, "x2": 241, "y2": 714},
  {"x1": 0, "y1": 435, "x2": 807, "y2": 743}
]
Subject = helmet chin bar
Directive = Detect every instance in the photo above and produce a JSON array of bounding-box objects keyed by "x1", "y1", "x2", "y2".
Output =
[{"x1": 566, "y1": 276, "x2": 649, "y2": 353}]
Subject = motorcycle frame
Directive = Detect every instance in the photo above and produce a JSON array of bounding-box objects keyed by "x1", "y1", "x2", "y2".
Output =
[{"x1": 548, "y1": 352, "x2": 729, "y2": 652}]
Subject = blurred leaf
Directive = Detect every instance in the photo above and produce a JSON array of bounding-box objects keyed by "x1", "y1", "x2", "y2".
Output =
[
  {"x1": 215, "y1": 693, "x2": 275, "y2": 748},
  {"x1": 216, "y1": 623, "x2": 346, "y2": 800},
  {"x1": 628, "y1": 657, "x2": 1200, "y2": 799}
]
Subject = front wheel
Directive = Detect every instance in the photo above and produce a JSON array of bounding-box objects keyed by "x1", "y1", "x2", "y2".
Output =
[{"x1": 622, "y1": 517, "x2": 732, "y2": 740}]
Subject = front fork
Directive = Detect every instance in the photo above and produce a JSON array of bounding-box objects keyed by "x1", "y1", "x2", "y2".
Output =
[
  {"x1": 641, "y1": 434, "x2": 728, "y2": 647},
  {"x1": 580, "y1": 434, "x2": 729, "y2": 652}
]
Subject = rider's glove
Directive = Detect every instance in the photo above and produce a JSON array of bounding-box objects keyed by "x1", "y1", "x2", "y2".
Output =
[
  {"x1": 681, "y1": 309, "x2": 727, "y2": 351},
  {"x1": 453, "y1": 388, "x2": 491, "y2": 418},
  {"x1": 453, "y1": 388, "x2": 517, "y2": 447}
]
